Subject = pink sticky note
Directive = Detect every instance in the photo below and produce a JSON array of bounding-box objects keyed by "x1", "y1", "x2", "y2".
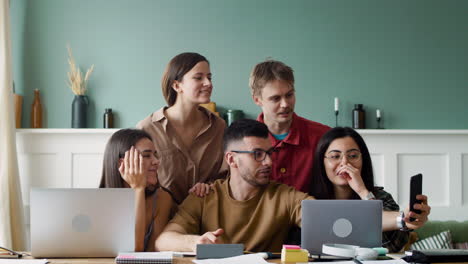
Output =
[{"x1": 283, "y1": 244, "x2": 301, "y2": 249}]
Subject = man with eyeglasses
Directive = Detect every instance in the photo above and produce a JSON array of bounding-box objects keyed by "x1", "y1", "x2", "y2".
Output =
[
  {"x1": 155, "y1": 119, "x2": 314, "y2": 252},
  {"x1": 155, "y1": 120, "x2": 431, "y2": 252}
]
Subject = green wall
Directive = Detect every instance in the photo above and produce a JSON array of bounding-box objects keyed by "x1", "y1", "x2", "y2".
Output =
[{"x1": 10, "y1": 0, "x2": 468, "y2": 129}]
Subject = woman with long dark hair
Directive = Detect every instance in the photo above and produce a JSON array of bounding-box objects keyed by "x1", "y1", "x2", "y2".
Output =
[
  {"x1": 100, "y1": 128, "x2": 174, "y2": 252},
  {"x1": 137, "y1": 52, "x2": 226, "y2": 204},
  {"x1": 310, "y1": 127, "x2": 431, "y2": 252}
]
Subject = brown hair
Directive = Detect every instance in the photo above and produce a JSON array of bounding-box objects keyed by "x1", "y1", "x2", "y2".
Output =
[
  {"x1": 161, "y1": 52, "x2": 209, "y2": 106},
  {"x1": 99, "y1": 129, "x2": 152, "y2": 188},
  {"x1": 249, "y1": 60, "x2": 295, "y2": 97}
]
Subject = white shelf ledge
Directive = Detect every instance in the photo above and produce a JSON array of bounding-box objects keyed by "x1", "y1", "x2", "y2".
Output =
[
  {"x1": 16, "y1": 128, "x2": 120, "y2": 134},
  {"x1": 357, "y1": 129, "x2": 468, "y2": 135},
  {"x1": 16, "y1": 128, "x2": 468, "y2": 135}
]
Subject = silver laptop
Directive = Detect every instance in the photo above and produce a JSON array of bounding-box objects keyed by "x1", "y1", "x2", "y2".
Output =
[
  {"x1": 30, "y1": 188, "x2": 135, "y2": 258},
  {"x1": 301, "y1": 200, "x2": 382, "y2": 256}
]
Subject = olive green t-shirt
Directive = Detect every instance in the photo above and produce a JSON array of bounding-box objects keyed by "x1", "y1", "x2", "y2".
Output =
[{"x1": 169, "y1": 178, "x2": 314, "y2": 252}]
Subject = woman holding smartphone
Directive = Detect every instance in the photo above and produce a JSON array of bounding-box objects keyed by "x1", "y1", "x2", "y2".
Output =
[
  {"x1": 309, "y1": 127, "x2": 431, "y2": 252},
  {"x1": 137, "y1": 52, "x2": 226, "y2": 204}
]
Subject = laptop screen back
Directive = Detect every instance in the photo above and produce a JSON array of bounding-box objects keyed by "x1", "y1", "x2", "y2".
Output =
[
  {"x1": 30, "y1": 188, "x2": 135, "y2": 258},
  {"x1": 301, "y1": 200, "x2": 382, "y2": 255}
]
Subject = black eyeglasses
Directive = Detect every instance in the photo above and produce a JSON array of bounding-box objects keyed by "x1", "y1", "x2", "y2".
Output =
[{"x1": 231, "y1": 147, "x2": 278, "y2": 162}]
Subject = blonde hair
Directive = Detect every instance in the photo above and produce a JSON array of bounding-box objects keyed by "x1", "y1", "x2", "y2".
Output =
[{"x1": 249, "y1": 60, "x2": 294, "y2": 97}]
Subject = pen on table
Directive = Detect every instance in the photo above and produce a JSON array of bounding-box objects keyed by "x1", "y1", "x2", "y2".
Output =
[{"x1": 354, "y1": 258, "x2": 364, "y2": 264}]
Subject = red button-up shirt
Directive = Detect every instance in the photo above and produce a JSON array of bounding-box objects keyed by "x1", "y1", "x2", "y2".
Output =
[{"x1": 257, "y1": 113, "x2": 330, "y2": 193}]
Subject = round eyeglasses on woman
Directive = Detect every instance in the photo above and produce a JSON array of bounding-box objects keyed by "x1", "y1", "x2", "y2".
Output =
[
  {"x1": 324, "y1": 150, "x2": 361, "y2": 163},
  {"x1": 230, "y1": 147, "x2": 278, "y2": 162}
]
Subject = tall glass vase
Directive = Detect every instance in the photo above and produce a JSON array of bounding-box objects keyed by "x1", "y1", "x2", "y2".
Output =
[{"x1": 71, "y1": 95, "x2": 88, "y2": 128}]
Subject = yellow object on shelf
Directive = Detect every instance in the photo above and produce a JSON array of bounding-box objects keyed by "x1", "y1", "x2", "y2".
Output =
[
  {"x1": 281, "y1": 247, "x2": 309, "y2": 262},
  {"x1": 200, "y1": 102, "x2": 219, "y2": 116}
]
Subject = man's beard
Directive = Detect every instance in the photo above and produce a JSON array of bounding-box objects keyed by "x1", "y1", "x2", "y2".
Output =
[{"x1": 239, "y1": 168, "x2": 270, "y2": 187}]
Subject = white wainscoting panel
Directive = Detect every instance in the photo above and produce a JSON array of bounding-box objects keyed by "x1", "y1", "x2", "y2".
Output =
[
  {"x1": 72, "y1": 153, "x2": 104, "y2": 188},
  {"x1": 16, "y1": 129, "x2": 117, "y2": 207},
  {"x1": 370, "y1": 154, "x2": 384, "y2": 187},
  {"x1": 463, "y1": 154, "x2": 468, "y2": 206},
  {"x1": 397, "y1": 154, "x2": 449, "y2": 207},
  {"x1": 360, "y1": 130, "x2": 468, "y2": 221}
]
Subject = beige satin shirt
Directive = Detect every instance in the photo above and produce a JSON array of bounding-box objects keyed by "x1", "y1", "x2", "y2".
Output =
[{"x1": 137, "y1": 106, "x2": 227, "y2": 203}]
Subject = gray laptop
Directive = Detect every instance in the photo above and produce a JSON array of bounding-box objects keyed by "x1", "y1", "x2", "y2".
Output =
[
  {"x1": 301, "y1": 200, "x2": 382, "y2": 256},
  {"x1": 30, "y1": 188, "x2": 135, "y2": 258}
]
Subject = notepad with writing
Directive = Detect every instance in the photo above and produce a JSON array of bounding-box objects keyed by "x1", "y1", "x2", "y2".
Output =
[{"x1": 115, "y1": 252, "x2": 173, "y2": 264}]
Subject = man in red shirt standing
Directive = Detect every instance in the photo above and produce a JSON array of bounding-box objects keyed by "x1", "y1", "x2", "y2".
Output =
[{"x1": 249, "y1": 60, "x2": 330, "y2": 193}]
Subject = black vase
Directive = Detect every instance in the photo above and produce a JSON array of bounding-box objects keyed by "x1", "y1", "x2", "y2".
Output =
[{"x1": 71, "y1": 95, "x2": 88, "y2": 128}]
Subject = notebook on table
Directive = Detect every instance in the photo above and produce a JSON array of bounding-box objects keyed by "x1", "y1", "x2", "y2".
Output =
[
  {"x1": 404, "y1": 249, "x2": 468, "y2": 263},
  {"x1": 116, "y1": 252, "x2": 173, "y2": 264},
  {"x1": 301, "y1": 200, "x2": 383, "y2": 257},
  {"x1": 30, "y1": 188, "x2": 135, "y2": 258}
]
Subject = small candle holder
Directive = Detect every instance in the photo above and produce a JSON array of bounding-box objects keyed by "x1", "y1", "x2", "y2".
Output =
[
  {"x1": 377, "y1": 117, "x2": 383, "y2": 129},
  {"x1": 334, "y1": 97, "x2": 339, "y2": 127},
  {"x1": 335, "y1": 110, "x2": 339, "y2": 127},
  {"x1": 376, "y1": 109, "x2": 383, "y2": 129}
]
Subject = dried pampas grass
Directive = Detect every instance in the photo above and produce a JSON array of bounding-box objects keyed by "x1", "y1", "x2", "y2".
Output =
[{"x1": 67, "y1": 44, "x2": 95, "y2": 95}]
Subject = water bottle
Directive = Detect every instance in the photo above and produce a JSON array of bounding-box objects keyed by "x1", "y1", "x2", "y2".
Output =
[
  {"x1": 352, "y1": 104, "x2": 366, "y2": 129},
  {"x1": 103, "y1": 108, "x2": 114, "y2": 128}
]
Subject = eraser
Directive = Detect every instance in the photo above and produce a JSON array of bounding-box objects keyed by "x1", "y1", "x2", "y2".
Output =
[{"x1": 372, "y1": 247, "x2": 389, "y2": 256}]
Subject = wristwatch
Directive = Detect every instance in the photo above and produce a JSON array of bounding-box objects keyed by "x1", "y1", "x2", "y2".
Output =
[
  {"x1": 396, "y1": 211, "x2": 413, "y2": 232},
  {"x1": 363, "y1": 191, "x2": 376, "y2": 200}
]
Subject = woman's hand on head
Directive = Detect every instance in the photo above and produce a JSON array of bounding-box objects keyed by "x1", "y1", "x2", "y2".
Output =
[
  {"x1": 119, "y1": 146, "x2": 146, "y2": 190},
  {"x1": 337, "y1": 163, "x2": 368, "y2": 198},
  {"x1": 188, "y1": 182, "x2": 212, "y2": 197}
]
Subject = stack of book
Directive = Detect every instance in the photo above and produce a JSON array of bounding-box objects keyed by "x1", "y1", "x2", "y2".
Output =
[{"x1": 115, "y1": 252, "x2": 173, "y2": 264}]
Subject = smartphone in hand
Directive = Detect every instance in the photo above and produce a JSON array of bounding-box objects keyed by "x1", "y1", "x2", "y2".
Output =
[{"x1": 409, "y1": 173, "x2": 423, "y2": 221}]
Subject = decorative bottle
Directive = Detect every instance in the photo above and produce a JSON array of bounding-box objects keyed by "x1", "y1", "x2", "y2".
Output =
[
  {"x1": 224, "y1": 109, "x2": 244, "y2": 126},
  {"x1": 103, "y1": 108, "x2": 114, "y2": 128},
  {"x1": 352, "y1": 104, "x2": 366, "y2": 129},
  {"x1": 31, "y1": 89, "x2": 43, "y2": 128},
  {"x1": 71, "y1": 95, "x2": 89, "y2": 128}
]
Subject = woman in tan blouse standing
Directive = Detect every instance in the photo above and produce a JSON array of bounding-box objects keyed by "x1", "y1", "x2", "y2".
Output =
[{"x1": 137, "y1": 52, "x2": 226, "y2": 204}]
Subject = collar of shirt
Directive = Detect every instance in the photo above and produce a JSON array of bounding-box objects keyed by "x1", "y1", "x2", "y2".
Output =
[
  {"x1": 151, "y1": 106, "x2": 215, "y2": 133},
  {"x1": 257, "y1": 112, "x2": 301, "y2": 146}
]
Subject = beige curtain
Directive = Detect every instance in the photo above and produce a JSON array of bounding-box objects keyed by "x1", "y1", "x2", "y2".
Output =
[{"x1": 0, "y1": 0, "x2": 26, "y2": 250}]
